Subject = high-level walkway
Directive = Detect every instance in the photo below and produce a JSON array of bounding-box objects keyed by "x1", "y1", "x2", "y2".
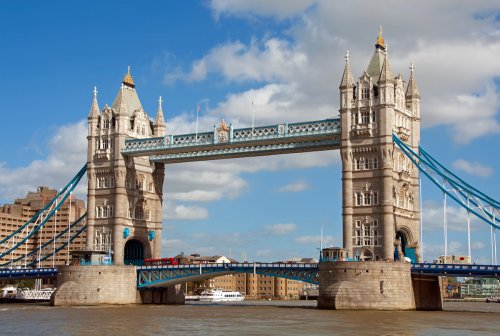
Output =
[{"x1": 122, "y1": 119, "x2": 341, "y2": 163}]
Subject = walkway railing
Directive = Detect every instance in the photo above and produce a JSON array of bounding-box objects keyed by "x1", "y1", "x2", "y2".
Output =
[{"x1": 122, "y1": 118, "x2": 341, "y2": 162}]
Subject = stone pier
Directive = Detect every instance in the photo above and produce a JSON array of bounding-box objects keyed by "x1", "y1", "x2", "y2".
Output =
[
  {"x1": 318, "y1": 261, "x2": 442, "y2": 310},
  {"x1": 51, "y1": 266, "x2": 184, "y2": 306}
]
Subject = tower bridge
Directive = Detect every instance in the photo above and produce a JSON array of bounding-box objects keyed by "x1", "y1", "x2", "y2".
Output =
[
  {"x1": 84, "y1": 29, "x2": 422, "y2": 266},
  {"x1": 1, "y1": 29, "x2": 498, "y2": 309}
]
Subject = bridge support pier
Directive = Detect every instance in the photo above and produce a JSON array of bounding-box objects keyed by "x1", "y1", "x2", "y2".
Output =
[
  {"x1": 51, "y1": 266, "x2": 186, "y2": 306},
  {"x1": 411, "y1": 274, "x2": 443, "y2": 310},
  {"x1": 51, "y1": 265, "x2": 139, "y2": 306},
  {"x1": 139, "y1": 286, "x2": 185, "y2": 305},
  {"x1": 318, "y1": 261, "x2": 442, "y2": 310}
]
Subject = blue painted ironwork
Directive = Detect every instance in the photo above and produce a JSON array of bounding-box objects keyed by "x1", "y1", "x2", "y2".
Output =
[
  {"x1": 122, "y1": 119, "x2": 341, "y2": 162},
  {"x1": 137, "y1": 262, "x2": 500, "y2": 288},
  {"x1": 0, "y1": 268, "x2": 58, "y2": 280},
  {"x1": 137, "y1": 263, "x2": 320, "y2": 288},
  {"x1": 0, "y1": 213, "x2": 87, "y2": 267},
  {"x1": 0, "y1": 164, "x2": 88, "y2": 259},
  {"x1": 0, "y1": 164, "x2": 87, "y2": 248},
  {"x1": 150, "y1": 139, "x2": 340, "y2": 163},
  {"x1": 393, "y1": 134, "x2": 499, "y2": 230},
  {"x1": 411, "y1": 263, "x2": 500, "y2": 277},
  {"x1": 25, "y1": 222, "x2": 87, "y2": 268}
]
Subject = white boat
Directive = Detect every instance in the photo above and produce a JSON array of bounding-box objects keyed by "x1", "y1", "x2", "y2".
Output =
[
  {"x1": 199, "y1": 289, "x2": 245, "y2": 302},
  {"x1": 1, "y1": 286, "x2": 18, "y2": 299}
]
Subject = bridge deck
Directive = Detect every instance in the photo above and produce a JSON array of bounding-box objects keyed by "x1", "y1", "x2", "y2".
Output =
[{"x1": 122, "y1": 119, "x2": 341, "y2": 163}]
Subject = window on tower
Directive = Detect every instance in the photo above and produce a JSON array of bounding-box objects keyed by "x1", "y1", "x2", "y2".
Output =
[{"x1": 361, "y1": 88, "x2": 370, "y2": 99}]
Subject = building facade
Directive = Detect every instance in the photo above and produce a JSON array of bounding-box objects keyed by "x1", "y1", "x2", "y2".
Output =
[
  {"x1": 0, "y1": 186, "x2": 86, "y2": 267},
  {"x1": 340, "y1": 29, "x2": 421, "y2": 261},
  {"x1": 183, "y1": 255, "x2": 302, "y2": 299},
  {"x1": 87, "y1": 68, "x2": 166, "y2": 265}
]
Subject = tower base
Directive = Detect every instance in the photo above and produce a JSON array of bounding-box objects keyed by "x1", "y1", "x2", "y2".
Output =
[
  {"x1": 317, "y1": 261, "x2": 442, "y2": 310},
  {"x1": 51, "y1": 266, "x2": 185, "y2": 306}
]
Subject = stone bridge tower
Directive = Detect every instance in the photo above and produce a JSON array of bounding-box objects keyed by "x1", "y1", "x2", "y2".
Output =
[
  {"x1": 86, "y1": 68, "x2": 166, "y2": 265},
  {"x1": 340, "y1": 29, "x2": 421, "y2": 262}
]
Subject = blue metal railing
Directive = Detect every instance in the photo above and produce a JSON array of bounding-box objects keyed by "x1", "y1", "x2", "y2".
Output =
[{"x1": 123, "y1": 118, "x2": 341, "y2": 155}]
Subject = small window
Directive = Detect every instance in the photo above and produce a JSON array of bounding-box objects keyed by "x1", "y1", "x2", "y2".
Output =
[
  {"x1": 364, "y1": 193, "x2": 371, "y2": 205},
  {"x1": 356, "y1": 159, "x2": 363, "y2": 170}
]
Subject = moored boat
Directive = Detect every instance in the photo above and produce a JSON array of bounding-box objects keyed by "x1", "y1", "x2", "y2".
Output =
[{"x1": 199, "y1": 289, "x2": 245, "y2": 302}]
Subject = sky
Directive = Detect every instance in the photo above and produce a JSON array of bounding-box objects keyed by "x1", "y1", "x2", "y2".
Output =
[{"x1": 0, "y1": 0, "x2": 499, "y2": 264}]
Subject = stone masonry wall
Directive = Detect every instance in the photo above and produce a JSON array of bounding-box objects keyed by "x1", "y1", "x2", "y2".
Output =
[
  {"x1": 318, "y1": 261, "x2": 416, "y2": 310},
  {"x1": 51, "y1": 265, "x2": 139, "y2": 306}
]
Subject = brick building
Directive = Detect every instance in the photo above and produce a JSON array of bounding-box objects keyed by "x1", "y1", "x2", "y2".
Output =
[{"x1": 0, "y1": 186, "x2": 86, "y2": 267}]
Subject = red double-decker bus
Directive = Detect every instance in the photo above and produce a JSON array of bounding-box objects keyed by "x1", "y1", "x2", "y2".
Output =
[{"x1": 143, "y1": 257, "x2": 179, "y2": 266}]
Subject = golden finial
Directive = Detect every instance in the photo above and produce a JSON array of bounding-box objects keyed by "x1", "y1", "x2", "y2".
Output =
[
  {"x1": 376, "y1": 25, "x2": 385, "y2": 49},
  {"x1": 219, "y1": 118, "x2": 230, "y2": 131},
  {"x1": 122, "y1": 65, "x2": 135, "y2": 87}
]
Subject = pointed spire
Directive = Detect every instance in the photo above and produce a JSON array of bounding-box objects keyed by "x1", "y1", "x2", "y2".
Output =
[
  {"x1": 376, "y1": 25, "x2": 385, "y2": 50},
  {"x1": 88, "y1": 86, "x2": 100, "y2": 118},
  {"x1": 406, "y1": 62, "x2": 420, "y2": 98},
  {"x1": 154, "y1": 96, "x2": 166, "y2": 125},
  {"x1": 378, "y1": 52, "x2": 393, "y2": 82},
  {"x1": 340, "y1": 50, "x2": 354, "y2": 88},
  {"x1": 122, "y1": 65, "x2": 135, "y2": 88}
]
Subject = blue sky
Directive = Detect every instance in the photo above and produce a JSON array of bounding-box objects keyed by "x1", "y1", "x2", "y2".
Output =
[{"x1": 0, "y1": 1, "x2": 499, "y2": 263}]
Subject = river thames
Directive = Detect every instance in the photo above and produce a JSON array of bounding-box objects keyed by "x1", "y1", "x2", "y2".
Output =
[{"x1": 0, "y1": 301, "x2": 499, "y2": 335}]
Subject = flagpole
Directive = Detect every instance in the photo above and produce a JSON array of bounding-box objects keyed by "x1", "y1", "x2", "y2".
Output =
[
  {"x1": 251, "y1": 97, "x2": 255, "y2": 137},
  {"x1": 196, "y1": 102, "x2": 200, "y2": 142}
]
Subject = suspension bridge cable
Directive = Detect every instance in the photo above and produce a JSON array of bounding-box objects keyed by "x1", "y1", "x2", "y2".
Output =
[
  {"x1": 0, "y1": 164, "x2": 87, "y2": 246},
  {"x1": 0, "y1": 165, "x2": 87, "y2": 259},
  {"x1": 0, "y1": 213, "x2": 87, "y2": 267},
  {"x1": 419, "y1": 146, "x2": 500, "y2": 208},
  {"x1": 26, "y1": 224, "x2": 87, "y2": 268},
  {"x1": 393, "y1": 134, "x2": 499, "y2": 230}
]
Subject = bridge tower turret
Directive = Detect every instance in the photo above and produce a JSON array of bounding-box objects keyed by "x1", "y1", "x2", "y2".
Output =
[
  {"x1": 86, "y1": 67, "x2": 164, "y2": 265},
  {"x1": 340, "y1": 28, "x2": 421, "y2": 262}
]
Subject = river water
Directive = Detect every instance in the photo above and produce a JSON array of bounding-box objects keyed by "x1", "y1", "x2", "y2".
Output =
[{"x1": 0, "y1": 301, "x2": 499, "y2": 335}]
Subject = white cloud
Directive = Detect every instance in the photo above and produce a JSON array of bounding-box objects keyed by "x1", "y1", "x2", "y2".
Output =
[
  {"x1": 452, "y1": 159, "x2": 493, "y2": 178},
  {"x1": 178, "y1": 39, "x2": 308, "y2": 83},
  {"x1": 0, "y1": 121, "x2": 87, "y2": 203},
  {"x1": 294, "y1": 235, "x2": 335, "y2": 245},
  {"x1": 172, "y1": 0, "x2": 500, "y2": 144},
  {"x1": 168, "y1": 190, "x2": 222, "y2": 202},
  {"x1": 278, "y1": 180, "x2": 310, "y2": 192},
  {"x1": 264, "y1": 223, "x2": 297, "y2": 235},
  {"x1": 209, "y1": 0, "x2": 317, "y2": 20},
  {"x1": 166, "y1": 204, "x2": 209, "y2": 220},
  {"x1": 422, "y1": 200, "x2": 482, "y2": 232}
]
